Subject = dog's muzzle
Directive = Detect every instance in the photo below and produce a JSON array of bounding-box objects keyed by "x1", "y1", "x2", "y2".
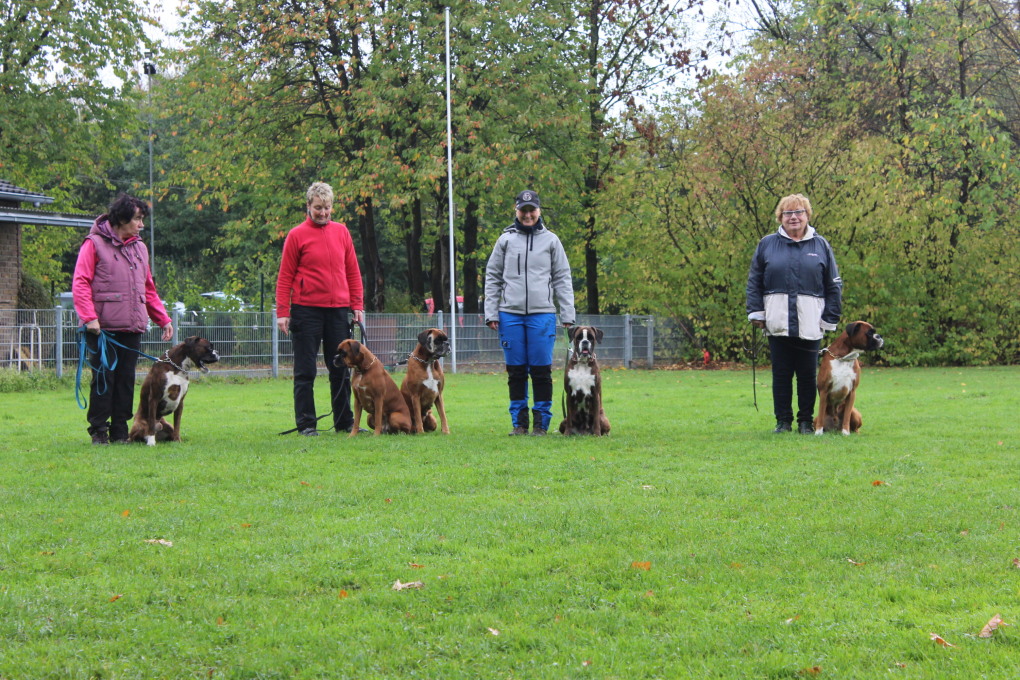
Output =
[
  {"x1": 197, "y1": 349, "x2": 219, "y2": 374},
  {"x1": 433, "y1": 341, "x2": 452, "y2": 358},
  {"x1": 871, "y1": 334, "x2": 884, "y2": 350}
]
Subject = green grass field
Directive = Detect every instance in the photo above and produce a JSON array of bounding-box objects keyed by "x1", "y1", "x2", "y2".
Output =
[{"x1": 2, "y1": 366, "x2": 1019, "y2": 679}]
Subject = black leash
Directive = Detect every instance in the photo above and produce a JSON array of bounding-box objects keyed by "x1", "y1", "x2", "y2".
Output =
[
  {"x1": 742, "y1": 327, "x2": 766, "y2": 412},
  {"x1": 278, "y1": 318, "x2": 368, "y2": 435}
]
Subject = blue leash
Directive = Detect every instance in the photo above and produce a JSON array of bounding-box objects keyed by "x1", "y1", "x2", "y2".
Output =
[{"x1": 75, "y1": 327, "x2": 162, "y2": 410}]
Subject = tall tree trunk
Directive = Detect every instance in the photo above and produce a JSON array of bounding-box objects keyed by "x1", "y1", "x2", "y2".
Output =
[
  {"x1": 406, "y1": 198, "x2": 425, "y2": 308},
  {"x1": 462, "y1": 197, "x2": 480, "y2": 313},
  {"x1": 429, "y1": 236, "x2": 447, "y2": 313},
  {"x1": 356, "y1": 198, "x2": 384, "y2": 311}
]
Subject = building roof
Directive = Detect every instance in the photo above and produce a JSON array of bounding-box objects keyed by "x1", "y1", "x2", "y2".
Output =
[
  {"x1": 0, "y1": 206, "x2": 94, "y2": 228},
  {"x1": 0, "y1": 179, "x2": 54, "y2": 206}
]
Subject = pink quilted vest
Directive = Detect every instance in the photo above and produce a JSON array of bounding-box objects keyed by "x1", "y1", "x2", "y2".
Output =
[{"x1": 86, "y1": 230, "x2": 150, "y2": 333}]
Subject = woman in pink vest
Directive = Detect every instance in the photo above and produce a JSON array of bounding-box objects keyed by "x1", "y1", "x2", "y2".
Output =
[{"x1": 73, "y1": 194, "x2": 173, "y2": 445}]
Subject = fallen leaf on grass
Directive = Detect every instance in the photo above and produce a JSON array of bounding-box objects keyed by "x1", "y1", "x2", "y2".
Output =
[
  {"x1": 979, "y1": 614, "x2": 1007, "y2": 638},
  {"x1": 39, "y1": 551, "x2": 54, "y2": 556},
  {"x1": 216, "y1": 617, "x2": 225, "y2": 626},
  {"x1": 339, "y1": 590, "x2": 349, "y2": 599},
  {"x1": 300, "y1": 481, "x2": 310, "y2": 486},
  {"x1": 785, "y1": 616, "x2": 801, "y2": 624},
  {"x1": 631, "y1": 561, "x2": 651, "y2": 570},
  {"x1": 385, "y1": 498, "x2": 392, "y2": 503},
  {"x1": 1013, "y1": 558, "x2": 1020, "y2": 569},
  {"x1": 847, "y1": 558, "x2": 866, "y2": 566},
  {"x1": 109, "y1": 594, "x2": 122, "y2": 602},
  {"x1": 487, "y1": 627, "x2": 500, "y2": 636},
  {"x1": 408, "y1": 562, "x2": 425, "y2": 569},
  {"x1": 894, "y1": 662, "x2": 907, "y2": 668},
  {"x1": 582, "y1": 660, "x2": 593, "y2": 667},
  {"x1": 144, "y1": 539, "x2": 173, "y2": 547},
  {"x1": 872, "y1": 480, "x2": 886, "y2": 486},
  {"x1": 241, "y1": 523, "x2": 252, "y2": 528},
  {"x1": 798, "y1": 667, "x2": 821, "y2": 676},
  {"x1": 729, "y1": 562, "x2": 744, "y2": 569},
  {"x1": 959, "y1": 530, "x2": 969, "y2": 536},
  {"x1": 392, "y1": 580, "x2": 424, "y2": 591},
  {"x1": 641, "y1": 485, "x2": 654, "y2": 490},
  {"x1": 929, "y1": 633, "x2": 955, "y2": 647},
  {"x1": 121, "y1": 509, "x2": 131, "y2": 518}
]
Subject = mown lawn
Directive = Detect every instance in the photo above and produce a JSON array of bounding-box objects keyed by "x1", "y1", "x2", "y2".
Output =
[{"x1": 1, "y1": 365, "x2": 1018, "y2": 679}]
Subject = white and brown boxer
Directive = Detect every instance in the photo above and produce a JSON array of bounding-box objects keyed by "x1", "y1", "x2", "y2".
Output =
[
  {"x1": 128, "y1": 336, "x2": 219, "y2": 445},
  {"x1": 814, "y1": 321, "x2": 884, "y2": 435},
  {"x1": 558, "y1": 325, "x2": 611, "y2": 436},
  {"x1": 334, "y1": 339, "x2": 412, "y2": 436},
  {"x1": 400, "y1": 328, "x2": 451, "y2": 434}
]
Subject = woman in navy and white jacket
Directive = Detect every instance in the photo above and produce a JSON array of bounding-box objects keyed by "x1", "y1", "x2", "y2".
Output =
[{"x1": 746, "y1": 194, "x2": 842, "y2": 434}]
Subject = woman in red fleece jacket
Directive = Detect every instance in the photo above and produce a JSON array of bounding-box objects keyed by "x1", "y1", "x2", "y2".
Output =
[{"x1": 276, "y1": 182, "x2": 365, "y2": 436}]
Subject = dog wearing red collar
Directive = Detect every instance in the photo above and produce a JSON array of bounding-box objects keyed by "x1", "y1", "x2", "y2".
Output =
[
  {"x1": 814, "y1": 321, "x2": 884, "y2": 435},
  {"x1": 558, "y1": 325, "x2": 611, "y2": 436}
]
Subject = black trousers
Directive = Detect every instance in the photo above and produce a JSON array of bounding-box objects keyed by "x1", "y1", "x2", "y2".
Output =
[
  {"x1": 86, "y1": 331, "x2": 141, "y2": 440},
  {"x1": 290, "y1": 304, "x2": 353, "y2": 432},
  {"x1": 768, "y1": 336, "x2": 820, "y2": 425}
]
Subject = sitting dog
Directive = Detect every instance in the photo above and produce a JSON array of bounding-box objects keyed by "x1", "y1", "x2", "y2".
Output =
[
  {"x1": 814, "y1": 321, "x2": 884, "y2": 435},
  {"x1": 400, "y1": 328, "x2": 451, "y2": 434},
  {"x1": 334, "y1": 339, "x2": 412, "y2": 436},
  {"x1": 558, "y1": 325, "x2": 611, "y2": 436},
  {"x1": 128, "y1": 336, "x2": 219, "y2": 445}
]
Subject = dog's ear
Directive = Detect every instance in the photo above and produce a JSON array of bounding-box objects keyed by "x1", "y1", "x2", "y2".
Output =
[
  {"x1": 845, "y1": 322, "x2": 859, "y2": 338},
  {"x1": 593, "y1": 327, "x2": 604, "y2": 344},
  {"x1": 184, "y1": 335, "x2": 198, "y2": 348},
  {"x1": 349, "y1": 340, "x2": 362, "y2": 360},
  {"x1": 568, "y1": 325, "x2": 580, "y2": 342},
  {"x1": 418, "y1": 330, "x2": 431, "y2": 348}
]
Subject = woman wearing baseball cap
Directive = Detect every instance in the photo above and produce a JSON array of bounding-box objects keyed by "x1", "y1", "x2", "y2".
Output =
[{"x1": 484, "y1": 190, "x2": 576, "y2": 435}]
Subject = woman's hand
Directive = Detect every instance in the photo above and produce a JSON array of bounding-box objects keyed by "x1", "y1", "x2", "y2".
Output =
[
  {"x1": 277, "y1": 317, "x2": 290, "y2": 336},
  {"x1": 161, "y1": 323, "x2": 174, "y2": 342},
  {"x1": 86, "y1": 319, "x2": 101, "y2": 335}
]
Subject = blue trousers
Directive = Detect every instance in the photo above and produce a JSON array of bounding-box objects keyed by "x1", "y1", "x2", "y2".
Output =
[{"x1": 499, "y1": 312, "x2": 557, "y2": 430}]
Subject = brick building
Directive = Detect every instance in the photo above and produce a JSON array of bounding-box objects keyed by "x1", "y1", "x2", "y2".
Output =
[{"x1": 1, "y1": 180, "x2": 93, "y2": 367}]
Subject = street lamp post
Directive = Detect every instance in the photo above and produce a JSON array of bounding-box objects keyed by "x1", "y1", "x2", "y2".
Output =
[{"x1": 143, "y1": 53, "x2": 157, "y2": 278}]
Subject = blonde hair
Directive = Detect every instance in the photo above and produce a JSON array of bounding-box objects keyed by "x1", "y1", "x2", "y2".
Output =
[
  {"x1": 774, "y1": 194, "x2": 812, "y2": 222},
  {"x1": 306, "y1": 182, "x2": 334, "y2": 206}
]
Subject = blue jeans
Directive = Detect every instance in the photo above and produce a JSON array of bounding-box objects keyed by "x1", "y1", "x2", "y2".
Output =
[{"x1": 499, "y1": 312, "x2": 557, "y2": 430}]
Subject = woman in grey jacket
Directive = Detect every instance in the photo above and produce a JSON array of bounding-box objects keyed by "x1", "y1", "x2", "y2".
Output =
[
  {"x1": 746, "y1": 193, "x2": 842, "y2": 434},
  {"x1": 485, "y1": 190, "x2": 575, "y2": 435}
]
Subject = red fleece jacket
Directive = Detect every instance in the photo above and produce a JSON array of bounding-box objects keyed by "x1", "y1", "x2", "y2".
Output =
[{"x1": 275, "y1": 218, "x2": 364, "y2": 318}]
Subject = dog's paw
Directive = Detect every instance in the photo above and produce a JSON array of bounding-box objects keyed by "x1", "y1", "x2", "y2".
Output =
[
  {"x1": 145, "y1": 435, "x2": 156, "y2": 446},
  {"x1": 814, "y1": 429, "x2": 824, "y2": 436},
  {"x1": 841, "y1": 429, "x2": 850, "y2": 436}
]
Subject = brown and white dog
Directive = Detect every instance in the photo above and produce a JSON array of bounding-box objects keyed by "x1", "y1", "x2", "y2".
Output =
[
  {"x1": 558, "y1": 325, "x2": 611, "y2": 436},
  {"x1": 334, "y1": 339, "x2": 412, "y2": 436},
  {"x1": 814, "y1": 321, "x2": 884, "y2": 436},
  {"x1": 128, "y1": 336, "x2": 219, "y2": 446},
  {"x1": 400, "y1": 328, "x2": 451, "y2": 434}
]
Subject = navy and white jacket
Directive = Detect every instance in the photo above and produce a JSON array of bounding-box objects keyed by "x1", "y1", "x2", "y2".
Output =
[
  {"x1": 484, "y1": 218, "x2": 575, "y2": 324},
  {"x1": 746, "y1": 225, "x2": 842, "y2": 340}
]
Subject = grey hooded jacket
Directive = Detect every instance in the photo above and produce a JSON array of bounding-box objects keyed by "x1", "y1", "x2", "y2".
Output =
[{"x1": 484, "y1": 218, "x2": 575, "y2": 324}]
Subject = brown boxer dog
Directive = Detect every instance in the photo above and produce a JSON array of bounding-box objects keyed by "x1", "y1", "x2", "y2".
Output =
[
  {"x1": 400, "y1": 328, "x2": 451, "y2": 434},
  {"x1": 128, "y1": 336, "x2": 219, "y2": 445},
  {"x1": 334, "y1": 339, "x2": 412, "y2": 436},
  {"x1": 814, "y1": 321, "x2": 884, "y2": 436},
  {"x1": 558, "y1": 325, "x2": 611, "y2": 436}
]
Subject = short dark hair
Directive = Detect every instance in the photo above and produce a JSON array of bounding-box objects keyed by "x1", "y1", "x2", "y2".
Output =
[{"x1": 108, "y1": 194, "x2": 150, "y2": 227}]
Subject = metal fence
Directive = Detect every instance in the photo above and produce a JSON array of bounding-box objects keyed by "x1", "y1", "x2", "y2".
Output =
[{"x1": 1, "y1": 308, "x2": 664, "y2": 377}]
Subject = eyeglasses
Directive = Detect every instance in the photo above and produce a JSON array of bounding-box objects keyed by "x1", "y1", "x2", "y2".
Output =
[{"x1": 781, "y1": 209, "x2": 807, "y2": 217}]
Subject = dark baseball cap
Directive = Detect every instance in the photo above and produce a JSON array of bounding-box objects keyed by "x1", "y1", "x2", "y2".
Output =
[{"x1": 515, "y1": 190, "x2": 540, "y2": 210}]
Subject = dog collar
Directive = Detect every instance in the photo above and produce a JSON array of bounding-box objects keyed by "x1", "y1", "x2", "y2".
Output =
[
  {"x1": 160, "y1": 350, "x2": 187, "y2": 374},
  {"x1": 567, "y1": 347, "x2": 596, "y2": 362},
  {"x1": 822, "y1": 348, "x2": 861, "y2": 362},
  {"x1": 408, "y1": 352, "x2": 429, "y2": 364},
  {"x1": 355, "y1": 357, "x2": 377, "y2": 374}
]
